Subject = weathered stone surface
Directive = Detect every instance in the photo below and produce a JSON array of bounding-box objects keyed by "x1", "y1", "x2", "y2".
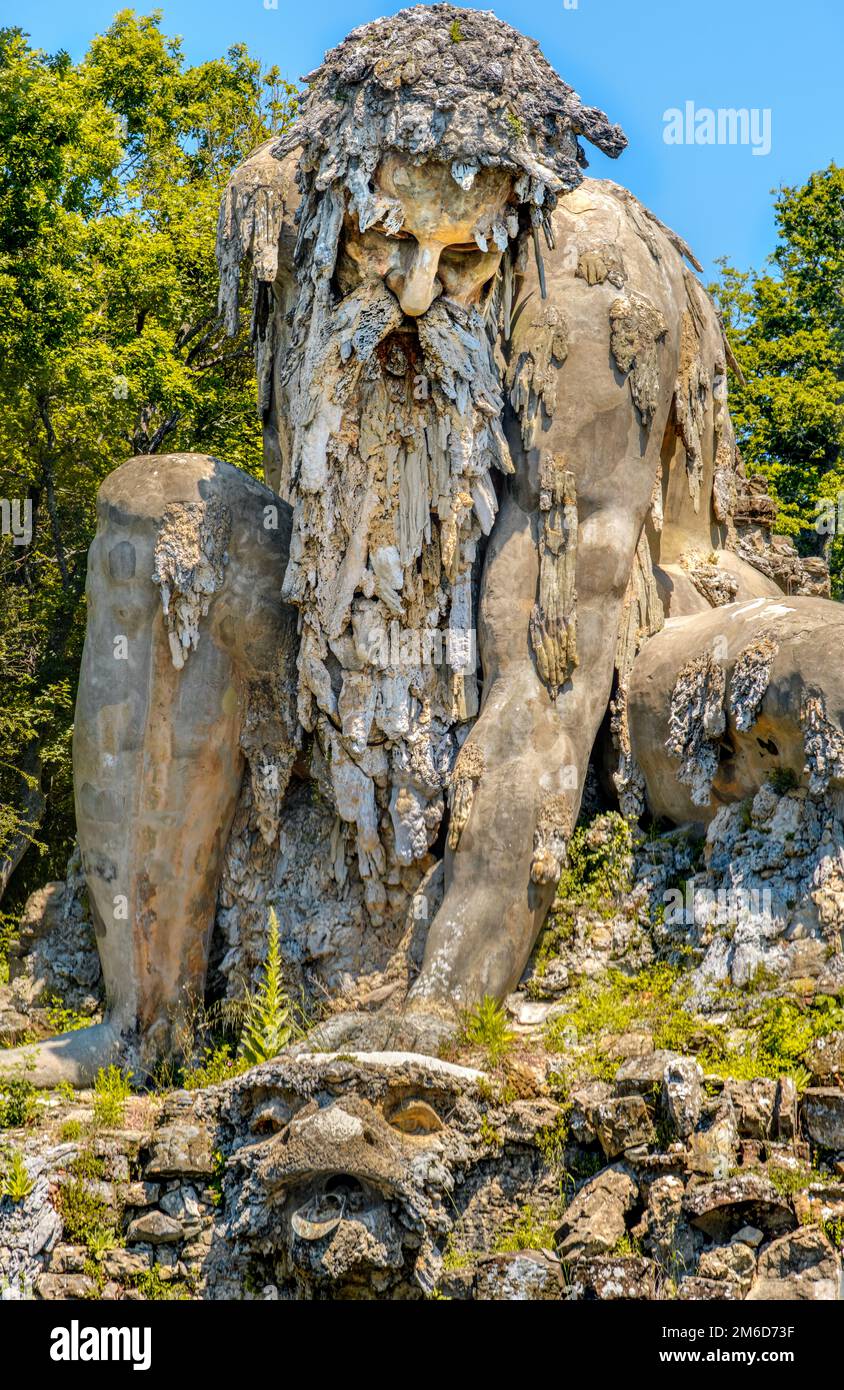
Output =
[
  {"x1": 635, "y1": 1174, "x2": 695, "y2": 1271},
  {"x1": 6, "y1": 862, "x2": 101, "y2": 1017},
  {"x1": 555, "y1": 1168, "x2": 638, "y2": 1260},
  {"x1": 662, "y1": 1057, "x2": 702, "y2": 1138},
  {"x1": 685, "y1": 1096, "x2": 738, "y2": 1178},
  {"x1": 568, "y1": 1255, "x2": 656, "y2": 1300},
  {"x1": 35, "y1": 1272, "x2": 96, "y2": 1300},
  {"x1": 144, "y1": 1124, "x2": 216, "y2": 1181},
  {"x1": 803, "y1": 1088, "x2": 844, "y2": 1150},
  {"x1": 473, "y1": 1252, "x2": 564, "y2": 1301},
  {"x1": 806, "y1": 1032, "x2": 844, "y2": 1083},
  {"x1": 46, "y1": 1245, "x2": 88, "y2": 1274},
  {"x1": 683, "y1": 1174, "x2": 796, "y2": 1241},
  {"x1": 677, "y1": 1276, "x2": 741, "y2": 1301},
  {"x1": 125, "y1": 1211, "x2": 183, "y2": 1246},
  {"x1": 101, "y1": 1248, "x2": 153, "y2": 1278},
  {"x1": 725, "y1": 1078, "x2": 778, "y2": 1140},
  {"x1": 568, "y1": 1082, "x2": 611, "y2": 1147},
  {"x1": 697, "y1": 1240, "x2": 756, "y2": 1291},
  {"x1": 592, "y1": 1096, "x2": 655, "y2": 1158},
  {"x1": 614, "y1": 1051, "x2": 680, "y2": 1097},
  {"x1": 746, "y1": 1227, "x2": 841, "y2": 1301}
]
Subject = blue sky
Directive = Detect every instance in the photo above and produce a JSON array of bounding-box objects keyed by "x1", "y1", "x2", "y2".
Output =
[{"x1": 7, "y1": 0, "x2": 842, "y2": 283}]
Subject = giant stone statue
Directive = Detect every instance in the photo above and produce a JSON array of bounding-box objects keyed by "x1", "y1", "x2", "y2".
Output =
[{"x1": 4, "y1": 5, "x2": 842, "y2": 1084}]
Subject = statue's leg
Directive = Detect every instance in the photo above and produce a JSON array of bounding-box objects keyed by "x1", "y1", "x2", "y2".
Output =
[
  {"x1": 0, "y1": 453, "x2": 292, "y2": 1086},
  {"x1": 628, "y1": 594, "x2": 844, "y2": 826},
  {"x1": 405, "y1": 488, "x2": 652, "y2": 1022}
]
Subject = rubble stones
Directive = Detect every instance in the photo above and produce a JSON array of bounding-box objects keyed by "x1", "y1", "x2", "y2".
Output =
[
  {"x1": 802, "y1": 1088, "x2": 844, "y2": 1150},
  {"x1": 746, "y1": 1227, "x2": 841, "y2": 1301},
  {"x1": 555, "y1": 1168, "x2": 638, "y2": 1260},
  {"x1": 662, "y1": 1057, "x2": 703, "y2": 1138}
]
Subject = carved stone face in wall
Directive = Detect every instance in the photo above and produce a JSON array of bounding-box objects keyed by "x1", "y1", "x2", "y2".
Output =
[{"x1": 336, "y1": 153, "x2": 515, "y2": 316}]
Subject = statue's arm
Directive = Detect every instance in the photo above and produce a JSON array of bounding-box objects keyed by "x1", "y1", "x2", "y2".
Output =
[{"x1": 411, "y1": 184, "x2": 689, "y2": 1008}]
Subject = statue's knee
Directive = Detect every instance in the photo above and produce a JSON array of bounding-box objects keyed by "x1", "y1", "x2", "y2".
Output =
[{"x1": 92, "y1": 452, "x2": 294, "y2": 674}]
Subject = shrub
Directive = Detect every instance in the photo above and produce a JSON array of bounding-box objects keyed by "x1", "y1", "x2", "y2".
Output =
[
  {"x1": 238, "y1": 909, "x2": 292, "y2": 1065},
  {"x1": 0, "y1": 1078, "x2": 38, "y2": 1129},
  {"x1": 459, "y1": 995, "x2": 516, "y2": 1068},
  {"x1": 92, "y1": 1065, "x2": 133, "y2": 1127},
  {"x1": 1, "y1": 1149, "x2": 34, "y2": 1203},
  {"x1": 181, "y1": 1044, "x2": 248, "y2": 1090},
  {"x1": 493, "y1": 1203, "x2": 560, "y2": 1253},
  {"x1": 58, "y1": 1150, "x2": 122, "y2": 1252}
]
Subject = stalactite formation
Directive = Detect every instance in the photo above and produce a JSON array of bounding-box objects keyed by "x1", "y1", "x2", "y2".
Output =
[
  {"x1": 728, "y1": 636, "x2": 779, "y2": 732},
  {"x1": 665, "y1": 652, "x2": 727, "y2": 806},
  {"x1": 529, "y1": 455, "x2": 578, "y2": 696},
  {"x1": 507, "y1": 306, "x2": 569, "y2": 450},
  {"x1": 609, "y1": 291, "x2": 667, "y2": 428},
  {"x1": 447, "y1": 742, "x2": 485, "y2": 851},
  {"x1": 801, "y1": 691, "x2": 844, "y2": 794},
  {"x1": 152, "y1": 498, "x2": 231, "y2": 670}
]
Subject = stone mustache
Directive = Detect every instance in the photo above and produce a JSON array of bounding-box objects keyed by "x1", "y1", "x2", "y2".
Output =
[{"x1": 2, "y1": 4, "x2": 840, "y2": 1084}]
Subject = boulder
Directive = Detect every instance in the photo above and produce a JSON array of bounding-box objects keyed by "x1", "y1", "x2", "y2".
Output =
[
  {"x1": 144, "y1": 1123, "x2": 216, "y2": 1180},
  {"x1": 724, "y1": 1078, "x2": 778, "y2": 1140},
  {"x1": 567, "y1": 1255, "x2": 657, "y2": 1300},
  {"x1": 592, "y1": 1096, "x2": 655, "y2": 1159},
  {"x1": 683, "y1": 1174, "x2": 796, "y2": 1241},
  {"x1": 686, "y1": 1096, "x2": 738, "y2": 1177},
  {"x1": 125, "y1": 1211, "x2": 183, "y2": 1245},
  {"x1": 555, "y1": 1167, "x2": 638, "y2": 1260},
  {"x1": 697, "y1": 1240, "x2": 756, "y2": 1290},
  {"x1": 662, "y1": 1057, "x2": 702, "y2": 1138},
  {"x1": 473, "y1": 1252, "x2": 564, "y2": 1301},
  {"x1": 36, "y1": 1273, "x2": 96, "y2": 1300},
  {"x1": 806, "y1": 1032, "x2": 844, "y2": 1084},
  {"x1": 614, "y1": 1051, "x2": 681, "y2": 1097},
  {"x1": 746, "y1": 1228, "x2": 841, "y2": 1301},
  {"x1": 803, "y1": 1089, "x2": 844, "y2": 1150}
]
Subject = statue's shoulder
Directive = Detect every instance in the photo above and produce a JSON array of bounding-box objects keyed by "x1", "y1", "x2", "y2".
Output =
[
  {"x1": 540, "y1": 177, "x2": 726, "y2": 359},
  {"x1": 551, "y1": 178, "x2": 704, "y2": 279}
]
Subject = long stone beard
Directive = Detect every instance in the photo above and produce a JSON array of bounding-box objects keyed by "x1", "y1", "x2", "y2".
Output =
[{"x1": 280, "y1": 281, "x2": 513, "y2": 920}]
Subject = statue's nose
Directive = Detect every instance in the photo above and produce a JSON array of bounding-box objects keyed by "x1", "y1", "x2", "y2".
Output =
[{"x1": 390, "y1": 242, "x2": 442, "y2": 317}]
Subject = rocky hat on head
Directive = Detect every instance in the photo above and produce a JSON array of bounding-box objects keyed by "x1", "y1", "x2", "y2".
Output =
[{"x1": 274, "y1": 2, "x2": 628, "y2": 239}]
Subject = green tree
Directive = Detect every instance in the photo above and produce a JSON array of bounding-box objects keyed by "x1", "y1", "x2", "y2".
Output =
[
  {"x1": 712, "y1": 164, "x2": 844, "y2": 590},
  {"x1": 0, "y1": 14, "x2": 297, "y2": 929}
]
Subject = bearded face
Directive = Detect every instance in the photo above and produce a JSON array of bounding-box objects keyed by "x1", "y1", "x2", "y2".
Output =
[
  {"x1": 335, "y1": 154, "x2": 515, "y2": 317},
  {"x1": 274, "y1": 154, "x2": 523, "y2": 914}
]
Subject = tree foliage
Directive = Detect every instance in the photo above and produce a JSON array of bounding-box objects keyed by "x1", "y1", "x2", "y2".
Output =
[
  {"x1": 712, "y1": 164, "x2": 844, "y2": 589},
  {"x1": 0, "y1": 13, "x2": 296, "y2": 918}
]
